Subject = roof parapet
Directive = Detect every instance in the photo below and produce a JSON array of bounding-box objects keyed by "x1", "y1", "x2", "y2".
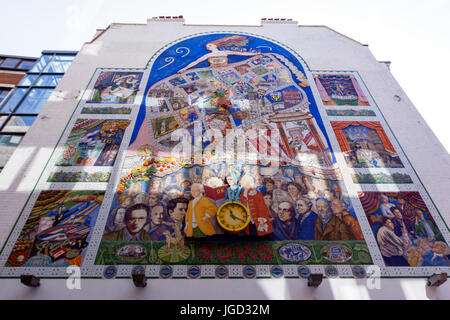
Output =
[
  {"x1": 148, "y1": 16, "x2": 185, "y2": 23},
  {"x1": 261, "y1": 18, "x2": 298, "y2": 24}
]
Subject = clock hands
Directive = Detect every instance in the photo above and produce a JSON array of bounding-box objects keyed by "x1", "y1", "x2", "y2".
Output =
[{"x1": 229, "y1": 210, "x2": 245, "y2": 223}]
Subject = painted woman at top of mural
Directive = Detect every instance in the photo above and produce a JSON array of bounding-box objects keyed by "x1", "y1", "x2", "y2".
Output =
[{"x1": 177, "y1": 35, "x2": 259, "y2": 73}]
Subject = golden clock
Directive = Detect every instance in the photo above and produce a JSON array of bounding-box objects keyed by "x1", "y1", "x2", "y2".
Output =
[{"x1": 216, "y1": 201, "x2": 250, "y2": 233}]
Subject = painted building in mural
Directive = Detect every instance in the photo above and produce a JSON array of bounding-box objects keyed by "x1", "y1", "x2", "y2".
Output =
[{"x1": 0, "y1": 17, "x2": 448, "y2": 299}]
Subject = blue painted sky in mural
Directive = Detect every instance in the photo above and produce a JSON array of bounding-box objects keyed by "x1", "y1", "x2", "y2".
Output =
[{"x1": 131, "y1": 32, "x2": 335, "y2": 161}]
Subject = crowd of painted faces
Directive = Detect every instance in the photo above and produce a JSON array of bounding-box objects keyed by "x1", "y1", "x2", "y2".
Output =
[{"x1": 102, "y1": 165, "x2": 365, "y2": 243}]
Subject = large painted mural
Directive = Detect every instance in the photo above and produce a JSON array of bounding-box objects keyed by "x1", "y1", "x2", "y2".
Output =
[{"x1": 0, "y1": 32, "x2": 448, "y2": 279}]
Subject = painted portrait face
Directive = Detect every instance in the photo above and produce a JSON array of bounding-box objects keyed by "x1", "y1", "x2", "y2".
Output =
[
  {"x1": 191, "y1": 185, "x2": 202, "y2": 198},
  {"x1": 296, "y1": 199, "x2": 310, "y2": 215},
  {"x1": 316, "y1": 199, "x2": 331, "y2": 220},
  {"x1": 392, "y1": 208, "x2": 403, "y2": 220},
  {"x1": 149, "y1": 178, "x2": 162, "y2": 192},
  {"x1": 385, "y1": 219, "x2": 394, "y2": 230},
  {"x1": 226, "y1": 175, "x2": 236, "y2": 187},
  {"x1": 416, "y1": 209, "x2": 424, "y2": 221},
  {"x1": 330, "y1": 199, "x2": 345, "y2": 215},
  {"x1": 263, "y1": 194, "x2": 272, "y2": 207},
  {"x1": 278, "y1": 202, "x2": 294, "y2": 222},
  {"x1": 206, "y1": 43, "x2": 217, "y2": 51},
  {"x1": 265, "y1": 181, "x2": 274, "y2": 191},
  {"x1": 126, "y1": 209, "x2": 148, "y2": 235},
  {"x1": 170, "y1": 202, "x2": 187, "y2": 222},
  {"x1": 287, "y1": 184, "x2": 300, "y2": 197},
  {"x1": 148, "y1": 193, "x2": 160, "y2": 207},
  {"x1": 114, "y1": 208, "x2": 127, "y2": 226},
  {"x1": 151, "y1": 205, "x2": 165, "y2": 226},
  {"x1": 134, "y1": 193, "x2": 147, "y2": 204},
  {"x1": 121, "y1": 196, "x2": 133, "y2": 207}
]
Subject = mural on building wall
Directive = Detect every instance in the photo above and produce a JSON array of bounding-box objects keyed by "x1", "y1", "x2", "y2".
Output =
[
  {"x1": 314, "y1": 74, "x2": 370, "y2": 106},
  {"x1": 56, "y1": 119, "x2": 131, "y2": 167},
  {"x1": 358, "y1": 192, "x2": 449, "y2": 267},
  {"x1": 88, "y1": 71, "x2": 143, "y2": 103},
  {"x1": 6, "y1": 190, "x2": 105, "y2": 267},
  {"x1": 1, "y1": 32, "x2": 449, "y2": 278},
  {"x1": 95, "y1": 34, "x2": 372, "y2": 266},
  {"x1": 331, "y1": 121, "x2": 403, "y2": 168}
]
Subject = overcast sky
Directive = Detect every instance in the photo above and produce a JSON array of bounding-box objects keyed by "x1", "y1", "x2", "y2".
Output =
[{"x1": 1, "y1": 0, "x2": 449, "y2": 153}]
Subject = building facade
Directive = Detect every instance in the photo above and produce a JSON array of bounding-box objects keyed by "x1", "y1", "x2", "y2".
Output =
[
  {"x1": 0, "y1": 51, "x2": 76, "y2": 171},
  {"x1": 0, "y1": 18, "x2": 448, "y2": 299}
]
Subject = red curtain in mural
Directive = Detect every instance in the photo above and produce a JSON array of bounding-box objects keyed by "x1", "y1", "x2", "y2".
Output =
[{"x1": 330, "y1": 121, "x2": 396, "y2": 153}]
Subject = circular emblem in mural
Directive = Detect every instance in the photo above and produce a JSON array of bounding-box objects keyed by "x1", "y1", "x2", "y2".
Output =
[
  {"x1": 321, "y1": 244, "x2": 352, "y2": 263},
  {"x1": 270, "y1": 265, "x2": 284, "y2": 278},
  {"x1": 278, "y1": 243, "x2": 311, "y2": 263},
  {"x1": 215, "y1": 266, "x2": 229, "y2": 279},
  {"x1": 352, "y1": 266, "x2": 366, "y2": 279},
  {"x1": 7, "y1": 251, "x2": 29, "y2": 267},
  {"x1": 103, "y1": 266, "x2": 118, "y2": 279},
  {"x1": 187, "y1": 265, "x2": 201, "y2": 279},
  {"x1": 157, "y1": 244, "x2": 191, "y2": 263},
  {"x1": 117, "y1": 245, "x2": 146, "y2": 259},
  {"x1": 132, "y1": 266, "x2": 146, "y2": 276},
  {"x1": 159, "y1": 266, "x2": 173, "y2": 279},
  {"x1": 297, "y1": 266, "x2": 311, "y2": 278},
  {"x1": 325, "y1": 265, "x2": 339, "y2": 278},
  {"x1": 243, "y1": 266, "x2": 256, "y2": 279}
]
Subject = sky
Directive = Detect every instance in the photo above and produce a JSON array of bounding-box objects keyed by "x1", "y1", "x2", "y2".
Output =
[{"x1": 1, "y1": 0, "x2": 449, "y2": 153}]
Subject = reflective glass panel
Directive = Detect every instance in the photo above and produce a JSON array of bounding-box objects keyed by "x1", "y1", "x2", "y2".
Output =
[
  {"x1": 29, "y1": 55, "x2": 52, "y2": 73},
  {"x1": 0, "y1": 88, "x2": 27, "y2": 112},
  {"x1": 0, "y1": 115, "x2": 7, "y2": 127},
  {"x1": 0, "y1": 89, "x2": 10, "y2": 104},
  {"x1": 18, "y1": 75, "x2": 38, "y2": 86},
  {"x1": 35, "y1": 75, "x2": 62, "y2": 86},
  {"x1": 0, "y1": 58, "x2": 20, "y2": 68},
  {"x1": 17, "y1": 60, "x2": 36, "y2": 70},
  {"x1": 0, "y1": 134, "x2": 23, "y2": 146},
  {"x1": 3, "y1": 116, "x2": 36, "y2": 132},
  {"x1": 15, "y1": 88, "x2": 53, "y2": 114},
  {"x1": 45, "y1": 55, "x2": 74, "y2": 73}
]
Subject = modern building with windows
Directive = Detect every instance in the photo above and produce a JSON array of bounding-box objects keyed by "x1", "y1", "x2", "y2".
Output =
[
  {"x1": 0, "y1": 51, "x2": 76, "y2": 170},
  {"x1": 0, "y1": 18, "x2": 448, "y2": 300},
  {"x1": 0, "y1": 54, "x2": 37, "y2": 111}
]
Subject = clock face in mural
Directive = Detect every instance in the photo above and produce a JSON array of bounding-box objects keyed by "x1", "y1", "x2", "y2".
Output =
[{"x1": 217, "y1": 201, "x2": 250, "y2": 233}]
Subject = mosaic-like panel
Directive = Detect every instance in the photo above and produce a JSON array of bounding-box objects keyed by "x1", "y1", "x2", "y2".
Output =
[
  {"x1": 6, "y1": 190, "x2": 105, "y2": 267},
  {"x1": 331, "y1": 121, "x2": 403, "y2": 168},
  {"x1": 314, "y1": 74, "x2": 370, "y2": 106},
  {"x1": 56, "y1": 119, "x2": 131, "y2": 167},
  {"x1": 358, "y1": 192, "x2": 449, "y2": 267},
  {"x1": 88, "y1": 71, "x2": 143, "y2": 103}
]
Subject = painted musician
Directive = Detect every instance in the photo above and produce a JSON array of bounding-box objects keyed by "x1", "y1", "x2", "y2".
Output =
[{"x1": 239, "y1": 175, "x2": 274, "y2": 236}]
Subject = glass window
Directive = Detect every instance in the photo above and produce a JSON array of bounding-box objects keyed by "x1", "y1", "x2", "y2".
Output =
[
  {"x1": 34, "y1": 75, "x2": 62, "y2": 87},
  {"x1": 45, "y1": 55, "x2": 74, "y2": 73},
  {"x1": 0, "y1": 88, "x2": 27, "y2": 113},
  {"x1": 0, "y1": 89, "x2": 10, "y2": 104},
  {"x1": 0, "y1": 134, "x2": 23, "y2": 146},
  {"x1": 17, "y1": 60, "x2": 36, "y2": 70},
  {"x1": 18, "y1": 75, "x2": 38, "y2": 86},
  {"x1": 29, "y1": 55, "x2": 52, "y2": 73},
  {"x1": 2, "y1": 115, "x2": 36, "y2": 132},
  {"x1": 0, "y1": 115, "x2": 8, "y2": 127},
  {"x1": 15, "y1": 88, "x2": 53, "y2": 114},
  {"x1": 0, "y1": 58, "x2": 21, "y2": 68}
]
